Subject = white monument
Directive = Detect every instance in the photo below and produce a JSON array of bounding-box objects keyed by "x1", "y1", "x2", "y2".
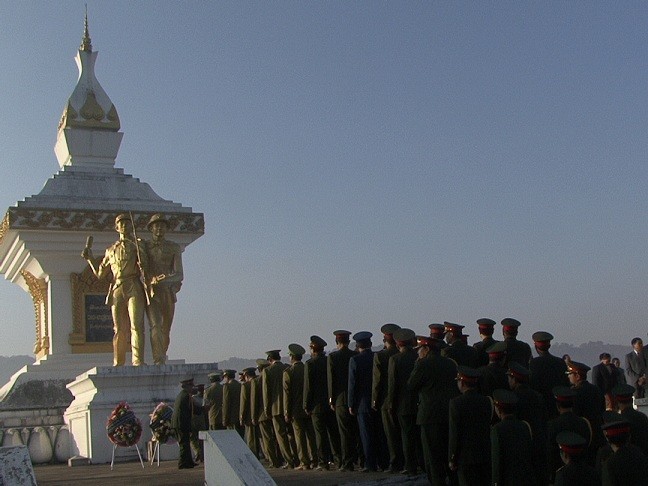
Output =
[{"x1": 0, "y1": 17, "x2": 210, "y2": 464}]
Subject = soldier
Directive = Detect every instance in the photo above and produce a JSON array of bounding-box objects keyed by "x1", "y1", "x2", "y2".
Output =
[
  {"x1": 490, "y1": 389, "x2": 537, "y2": 486},
  {"x1": 478, "y1": 341, "x2": 509, "y2": 399},
  {"x1": 567, "y1": 360, "x2": 605, "y2": 455},
  {"x1": 263, "y1": 350, "x2": 297, "y2": 468},
  {"x1": 529, "y1": 331, "x2": 568, "y2": 419},
  {"x1": 171, "y1": 376, "x2": 196, "y2": 469},
  {"x1": 442, "y1": 322, "x2": 479, "y2": 367},
  {"x1": 428, "y1": 323, "x2": 448, "y2": 350},
  {"x1": 601, "y1": 420, "x2": 648, "y2": 486},
  {"x1": 553, "y1": 431, "x2": 600, "y2": 486},
  {"x1": 473, "y1": 318, "x2": 498, "y2": 367},
  {"x1": 372, "y1": 323, "x2": 402, "y2": 473},
  {"x1": 507, "y1": 362, "x2": 548, "y2": 484},
  {"x1": 283, "y1": 343, "x2": 315, "y2": 470},
  {"x1": 327, "y1": 330, "x2": 358, "y2": 471},
  {"x1": 82, "y1": 213, "x2": 148, "y2": 366},
  {"x1": 348, "y1": 331, "x2": 380, "y2": 472},
  {"x1": 240, "y1": 367, "x2": 259, "y2": 457},
  {"x1": 407, "y1": 336, "x2": 459, "y2": 486},
  {"x1": 448, "y1": 366, "x2": 492, "y2": 486},
  {"x1": 252, "y1": 359, "x2": 281, "y2": 468},
  {"x1": 203, "y1": 371, "x2": 224, "y2": 430},
  {"x1": 144, "y1": 213, "x2": 183, "y2": 364},
  {"x1": 222, "y1": 369, "x2": 243, "y2": 436},
  {"x1": 500, "y1": 318, "x2": 532, "y2": 367},
  {"x1": 304, "y1": 335, "x2": 341, "y2": 470},
  {"x1": 547, "y1": 386, "x2": 593, "y2": 481},
  {"x1": 190, "y1": 383, "x2": 206, "y2": 464},
  {"x1": 387, "y1": 328, "x2": 419, "y2": 476},
  {"x1": 612, "y1": 383, "x2": 648, "y2": 456}
]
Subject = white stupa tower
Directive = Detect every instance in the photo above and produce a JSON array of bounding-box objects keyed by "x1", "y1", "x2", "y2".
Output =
[{"x1": 0, "y1": 16, "x2": 203, "y2": 400}]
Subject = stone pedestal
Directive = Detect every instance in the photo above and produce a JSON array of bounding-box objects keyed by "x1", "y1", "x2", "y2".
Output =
[
  {"x1": 64, "y1": 363, "x2": 217, "y2": 464},
  {"x1": 199, "y1": 430, "x2": 276, "y2": 486}
]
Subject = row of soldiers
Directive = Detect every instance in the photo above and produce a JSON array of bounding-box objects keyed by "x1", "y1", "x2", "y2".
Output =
[{"x1": 182, "y1": 318, "x2": 648, "y2": 485}]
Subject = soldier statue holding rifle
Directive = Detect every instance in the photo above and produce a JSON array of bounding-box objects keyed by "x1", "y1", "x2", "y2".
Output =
[{"x1": 81, "y1": 213, "x2": 150, "y2": 366}]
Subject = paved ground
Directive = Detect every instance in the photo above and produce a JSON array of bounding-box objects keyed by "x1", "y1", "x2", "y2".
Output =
[{"x1": 34, "y1": 460, "x2": 428, "y2": 486}]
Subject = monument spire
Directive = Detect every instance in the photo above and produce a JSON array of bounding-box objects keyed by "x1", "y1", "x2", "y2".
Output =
[{"x1": 80, "y1": 6, "x2": 92, "y2": 52}]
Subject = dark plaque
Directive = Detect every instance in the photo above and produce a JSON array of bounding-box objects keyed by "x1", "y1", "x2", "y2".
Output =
[{"x1": 85, "y1": 294, "x2": 113, "y2": 342}]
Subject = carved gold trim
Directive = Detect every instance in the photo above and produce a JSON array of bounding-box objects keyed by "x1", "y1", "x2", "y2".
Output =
[
  {"x1": 4, "y1": 208, "x2": 204, "y2": 234},
  {"x1": 20, "y1": 270, "x2": 48, "y2": 357},
  {"x1": 0, "y1": 212, "x2": 9, "y2": 246}
]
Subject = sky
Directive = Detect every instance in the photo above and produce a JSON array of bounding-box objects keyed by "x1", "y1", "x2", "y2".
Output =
[{"x1": 1, "y1": 2, "x2": 648, "y2": 363}]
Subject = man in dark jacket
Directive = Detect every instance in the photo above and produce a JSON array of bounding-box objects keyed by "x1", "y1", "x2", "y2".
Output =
[
  {"x1": 529, "y1": 331, "x2": 568, "y2": 419},
  {"x1": 172, "y1": 376, "x2": 196, "y2": 469},
  {"x1": 601, "y1": 420, "x2": 648, "y2": 486},
  {"x1": 592, "y1": 353, "x2": 618, "y2": 411},
  {"x1": 500, "y1": 318, "x2": 532, "y2": 368},
  {"x1": 472, "y1": 318, "x2": 498, "y2": 368}
]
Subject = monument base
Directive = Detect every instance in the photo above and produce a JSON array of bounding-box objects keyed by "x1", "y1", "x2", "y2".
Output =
[{"x1": 64, "y1": 363, "x2": 217, "y2": 464}]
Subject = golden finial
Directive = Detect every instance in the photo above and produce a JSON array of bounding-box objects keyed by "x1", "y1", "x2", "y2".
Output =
[{"x1": 80, "y1": 5, "x2": 92, "y2": 52}]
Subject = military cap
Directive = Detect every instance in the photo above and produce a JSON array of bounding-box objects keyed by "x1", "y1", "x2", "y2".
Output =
[
  {"x1": 493, "y1": 389, "x2": 518, "y2": 406},
  {"x1": 288, "y1": 343, "x2": 306, "y2": 356},
  {"x1": 208, "y1": 371, "x2": 223, "y2": 382},
  {"x1": 393, "y1": 328, "x2": 416, "y2": 344},
  {"x1": 444, "y1": 322, "x2": 464, "y2": 334},
  {"x1": 243, "y1": 367, "x2": 257, "y2": 377},
  {"x1": 333, "y1": 330, "x2": 351, "y2": 337},
  {"x1": 501, "y1": 318, "x2": 521, "y2": 331},
  {"x1": 414, "y1": 335, "x2": 433, "y2": 349},
  {"x1": 457, "y1": 366, "x2": 481, "y2": 384},
  {"x1": 255, "y1": 358, "x2": 270, "y2": 369},
  {"x1": 566, "y1": 361, "x2": 590, "y2": 375},
  {"x1": 381, "y1": 323, "x2": 400, "y2": 335},
  {"x1": 476, "y1": 318, "x2": 496, "y2": 329},
  {"x1": 556, "y1": 431, "x2": 587, "y2": 455},
  {"x1": 265, "y1": 349, "x2": 281, "y2": 360},
  {"x1": 115, "y1": 213, "x2": 130, "y2": 224},
  {"x1": 147, "y1": 213, "x2": 169, "y2": 230},
  {"x1": 224, "y1": 369, "x2": 236, "y2": 378},
  {"x1": 611, "y1": 383, "x2": 635, "y2": 402},
  {"x1": 353, "y1": 331, "x2": 373, "y2": 342},
  {"x1": 552, "y1": 386, "x2": 576, "y2": 404},
  {"x1": 532, "y1": 331, "x2": 554, "y2": 343},
  {"x1": 507, "y1": 362, "x2": 530, "y2": 381},
  {"x1": 602, "y1": 420, "x2": 631, "y2": 439},
  {"x1": 486, "y1": 341, "x2": 507, "y2": 355},
  {"x1": 309, "y1": 335, "x2": 327, "y2": 348},
  {"x1": 428, "y1": 323, "x2": 446, "y2": 337}
]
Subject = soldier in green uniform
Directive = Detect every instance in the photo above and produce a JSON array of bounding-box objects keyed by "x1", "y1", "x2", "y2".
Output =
[
  {"x1": 372, "y1": 323, "x2": 402, "y2": 472},
  {"x1": 500, "y1": 318, "x2": 532, "y2": 368},
  {"x1": 448, "y1": 366, "x2": 492, "y2": 486},
  {"x1": 407, "y1": 335, "x2": 459, "y2": 485},
  {"x1": 473, "y1": 318, "x2": 498, "y2": 367},
  {"x1": 490, "y1": 389, "x2": 536, "y2": 486},
  {"x1": 252, "y1": 359, "x2": 281, "y2": 468},
  {"x1": 428, "y1": 323, "x2": 448, "y2": 350},
  {"x1": 547, "y1": 386, "x2": 593, "y2": 482},
  {"x1": 478, "y1": 342, "x2": 509, "y2": 399},
  {"x1": 304, "y1": 335, "x2": 341, "y2": 470},
  {"x1": 171, "y1": 376, "x2": 196, "y2": 469},
  {"x1": 283, "y1": 343, "x2": 315, "y2": 470},
  {"x1": 529, "y1": 331, "x2": 569, "y2": 420},
  {"x1": 387, "y1": 328, "x2": 420, "y2": 476},
  {"x1": 263, "y1": 350, "x2": 297, "y2": 468},
  {"x1": 222, "y1": 369, "x2": 243, "y2": 437},
  {"x1": 203, "y1": 371, "x2": 224, "y2": 430},
  {"x1": 327, "y1": 330, "x2": 359, "y2": 471},
  {"x1": 240, "y1": 367, "x2": 259, "y2": 457},
  {"x1": 82, "y1": 213, "x2": 149, "y2": 366},
  {"x1": 601, "y1": 420, "x2": 648, "y2": 486},
  {"x1": 442, "y1": 322, "x2": 479, "y2": 367},
  {"x1": 553, "y1": 431, "x2": 600, "y2": 486},
  {"x1": 612, "y1": 384, "x2": 648, "y2": 456}
]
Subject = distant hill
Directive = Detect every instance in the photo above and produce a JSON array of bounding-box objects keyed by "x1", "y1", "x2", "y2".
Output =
[{"x1": 0, "y1": 355, "x2": 35, "y2": 386}]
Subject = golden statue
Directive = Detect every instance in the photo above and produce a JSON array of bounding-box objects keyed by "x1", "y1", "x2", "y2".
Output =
[
  {"x1": 82, "y1": 213, "x2": 149, "y2": 366},
  {"x1": 145, "y1": 213, "x2": 184, "y2": 364}
]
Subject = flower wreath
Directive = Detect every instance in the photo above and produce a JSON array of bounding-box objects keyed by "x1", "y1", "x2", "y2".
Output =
[
  {"x1": 149, "y1": 402, "x2": 175, "y2": 444},
  {"x1": 106, "y1": 401, "x2": 142, "y2": 447}
]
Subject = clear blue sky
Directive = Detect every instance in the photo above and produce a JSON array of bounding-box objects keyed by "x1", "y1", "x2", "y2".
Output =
[{"x1": 1, "y1": 2, "x2": 647, "y2": 363}]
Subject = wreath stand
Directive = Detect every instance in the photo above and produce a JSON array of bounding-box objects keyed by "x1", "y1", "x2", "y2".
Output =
[{"x1": 110, "y1": 442, "x2": 145, "y2": 470}]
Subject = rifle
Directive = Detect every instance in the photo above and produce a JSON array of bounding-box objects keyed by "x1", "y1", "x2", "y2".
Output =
[{"x1": 129, "y1": 212, "x2": 150, "y2": 305}]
